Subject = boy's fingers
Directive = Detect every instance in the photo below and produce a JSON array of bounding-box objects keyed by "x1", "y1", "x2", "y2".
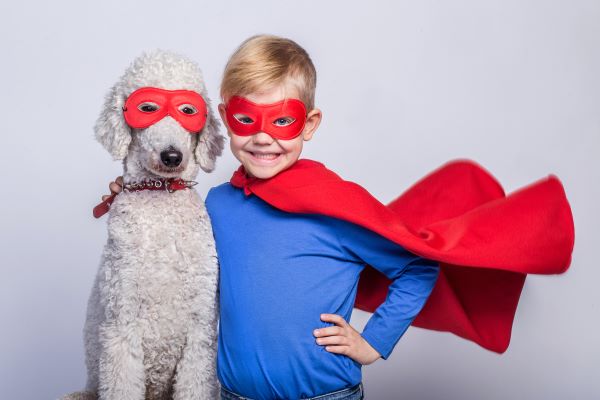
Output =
[
  {"x1": 324, "y1": 345, "x2": 349, "y2": 355},
  {"x1": 115, "y1": 176, "x2": 123, "y2": 186},
  {"x1": 316, "y1": 336, "x2": 348, "y2": 346},
  {"x1": 313, "y1": 326, "x2": 342, "y2": 337},
  {"x1": 109, "y1": 182, "x2": 122, "y2": 194},
  {"x1": 101, "y1": 195, "x2": 110, "y2": 201},
  {"x1": 320, "y1": 314, "x2": 346, "y2": 326}
]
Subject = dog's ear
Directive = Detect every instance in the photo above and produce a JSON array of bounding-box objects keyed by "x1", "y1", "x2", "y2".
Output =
[
  {"x1": 94, "y1": 84, "x2": 132, "y2": 160},
  {"x1": 195, "y1": 99, "x2": 225, "y2": 172}
]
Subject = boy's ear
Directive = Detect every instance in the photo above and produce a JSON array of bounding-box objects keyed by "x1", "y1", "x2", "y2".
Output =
[
  {"x1": 302, "y1": 108, "x2": 322, "y2": 142},
  {"x1": 218, "y1": 103, "x2": 231, "y2": 136},
  {"x1": 195, "y1": 100, "x2": 225, "y2": 172},
  {"x1": 94, "y1": 84, "x2": 132, "y2": 160}
]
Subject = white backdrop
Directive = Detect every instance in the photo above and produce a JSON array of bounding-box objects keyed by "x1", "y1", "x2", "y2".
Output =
[{"x1": 0, "y1": 1, "x2": 598, "y2": 399}]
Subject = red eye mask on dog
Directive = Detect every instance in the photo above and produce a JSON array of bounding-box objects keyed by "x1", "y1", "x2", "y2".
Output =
[
  {"x1": 225, "y1": 96, "x2": 307, "y2": 140},
  {"x1": 123, "y1": 87, "x2": 208, "y2": 133}
]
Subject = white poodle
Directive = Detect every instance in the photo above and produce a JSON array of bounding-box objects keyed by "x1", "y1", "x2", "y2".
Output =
[{"x1": 62, "y1": 50, "x2": 224, "y2": 400}]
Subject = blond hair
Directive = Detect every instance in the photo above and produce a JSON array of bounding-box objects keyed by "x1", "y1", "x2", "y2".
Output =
[{"x1": 220, "y1": 35, "x2": 317, "y2": 109}]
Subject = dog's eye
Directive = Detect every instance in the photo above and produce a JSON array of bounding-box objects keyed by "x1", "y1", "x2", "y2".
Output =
[
  {"x1": 178, "y1": 104, "x2": 198, "y2": 115},
  {"x1": 138, "y1": 102, "x2": 160, "y2": 113},
  {"x1": 234, "y1": 114, "x2": 254, "y2": 124}
]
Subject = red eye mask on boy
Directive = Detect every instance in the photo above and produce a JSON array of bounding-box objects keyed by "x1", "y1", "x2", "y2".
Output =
[
  {"x1": 123, "y1": 87, "x2": 208, "y2": 133},
  {"x1": 225, "y1": 96, "x2": 307, "y2": 140}
]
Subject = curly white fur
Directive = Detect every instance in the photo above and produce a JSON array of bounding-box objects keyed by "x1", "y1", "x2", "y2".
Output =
[{"x1": 61, "y1": 50, "x2": 224, "y2": 400}]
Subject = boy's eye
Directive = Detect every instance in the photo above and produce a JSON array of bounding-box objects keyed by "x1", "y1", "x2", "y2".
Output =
[
  {"x1": 138, "y1": 102, "x2": 160, "y2": 113},
  {"x1": 178, "y1": 104, "x2": 198, "y2": 115},
  {"x1": 234, "y1": 114, "x2": 254, "y2": 124},
  {"x1": 273, "y1": 117, "x2": 295, "y2": 127}
]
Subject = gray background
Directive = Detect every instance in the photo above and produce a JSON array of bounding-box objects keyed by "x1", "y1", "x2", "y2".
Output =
[{"x1": 1, "y1": 0, "x2": 598, "y2": 399}]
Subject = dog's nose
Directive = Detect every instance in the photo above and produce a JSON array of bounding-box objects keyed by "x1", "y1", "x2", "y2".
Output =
[{"x1": 160, "y1": 149, "x2": 183, "y2": 167}]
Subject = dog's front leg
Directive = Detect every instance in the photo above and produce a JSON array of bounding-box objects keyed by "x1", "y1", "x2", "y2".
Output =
[
  {"x1": 173, "y1": 315, "x2": 219, "y2": 400},
  {"x1": 97, "y1": 322, "x2": 145, "y2": 400}
]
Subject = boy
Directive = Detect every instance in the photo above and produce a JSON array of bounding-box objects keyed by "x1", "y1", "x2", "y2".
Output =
[{"x1": 211, "y1": 36, "x2": 439, "y2": 400}]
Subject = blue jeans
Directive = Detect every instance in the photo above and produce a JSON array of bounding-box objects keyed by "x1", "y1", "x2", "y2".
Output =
[{"x1": 220, "y1": 383, "x2": 364, "y2": 400}]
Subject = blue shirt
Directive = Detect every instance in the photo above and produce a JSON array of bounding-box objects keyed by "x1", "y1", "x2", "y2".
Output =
[{"x1": 205, "y1": 183, "x2": 439, "y2": 400}]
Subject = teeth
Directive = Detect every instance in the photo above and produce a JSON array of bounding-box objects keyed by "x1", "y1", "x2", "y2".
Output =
[{"x1": 252, "y1": 152, "x2": 279, "y2": 160}]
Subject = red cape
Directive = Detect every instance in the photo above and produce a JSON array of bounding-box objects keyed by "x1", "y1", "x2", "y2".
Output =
[{"x1": 230, "y1": 159, "x2": 574, "y2": 353}]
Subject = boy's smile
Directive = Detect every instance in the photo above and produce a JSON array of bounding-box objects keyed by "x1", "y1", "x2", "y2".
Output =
[{"x1": 219, "y1": 82, "x2": 322, "y2": 179}]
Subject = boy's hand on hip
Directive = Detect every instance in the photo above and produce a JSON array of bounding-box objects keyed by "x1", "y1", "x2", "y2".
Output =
[
  {"x1": 314, "y1": 313, "x2": 381, "y2": 366},
  {"x1": 101, "y1": 176, "x2": 123, "y2": 201}
]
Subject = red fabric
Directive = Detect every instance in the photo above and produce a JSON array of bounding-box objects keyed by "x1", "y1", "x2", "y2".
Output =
[
  {"x1": 123, "y1": 87, "x2": 208, "y2": 133},
  {"x1": 230, "y1": 159, "x2": 574, "y2": 353},
  {"x1": 225, "y1": 96, "x2": 307, "y2": 139}
]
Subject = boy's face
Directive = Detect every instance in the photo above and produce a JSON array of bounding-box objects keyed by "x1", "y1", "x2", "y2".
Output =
[{"x1": 219, "y1": 83, "x2": 321, "y2": 179}]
